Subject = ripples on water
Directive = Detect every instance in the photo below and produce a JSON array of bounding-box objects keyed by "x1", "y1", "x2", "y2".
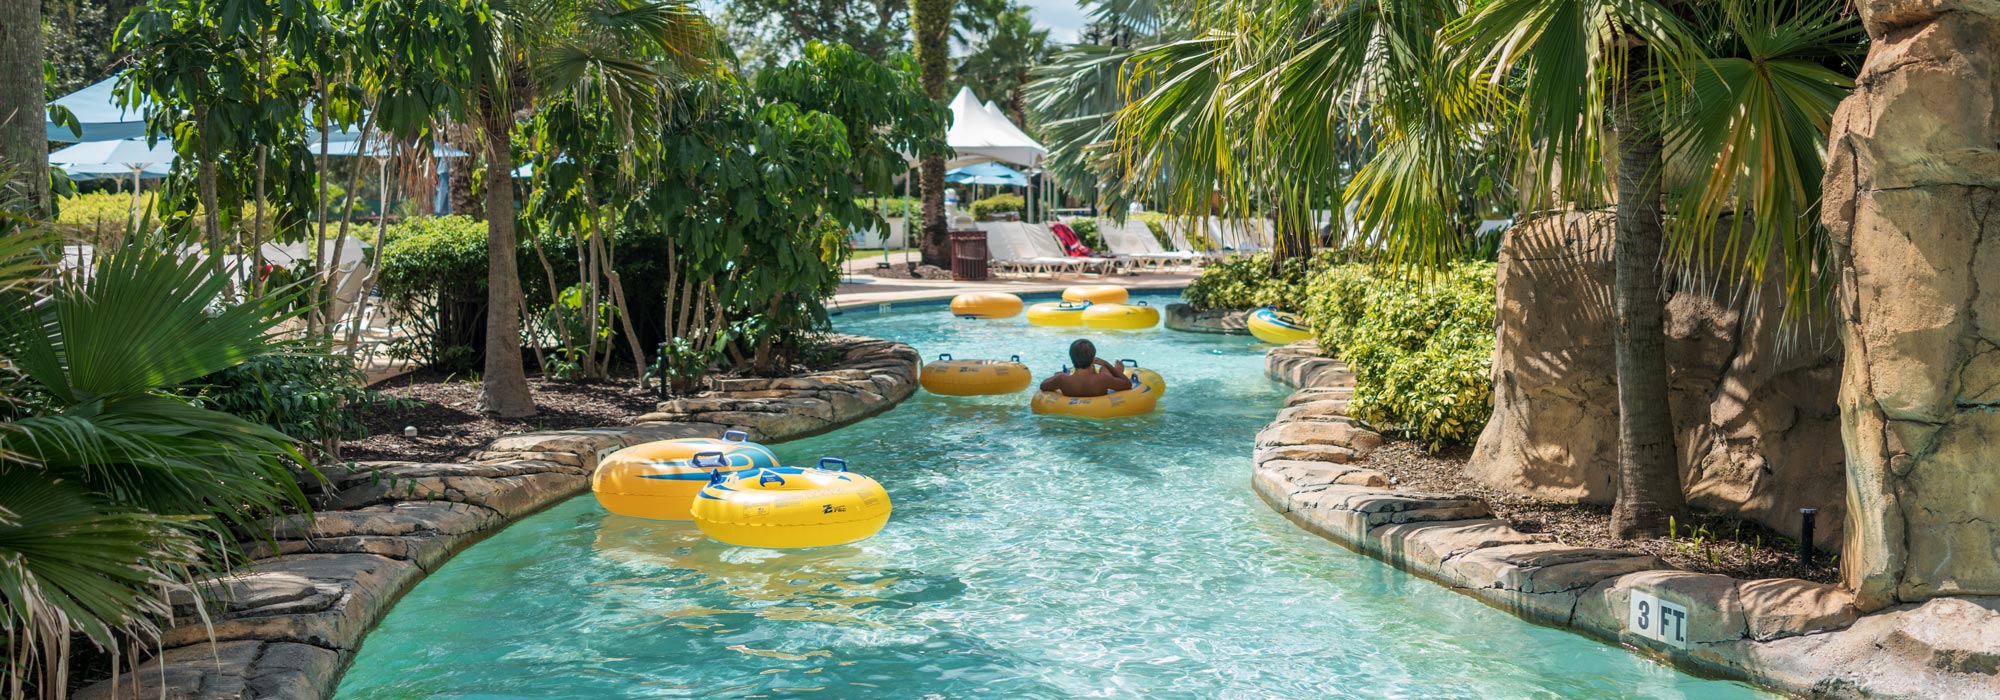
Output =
[{"x1": 336, "y1": 292, "x2": 1771, "y2": 699}]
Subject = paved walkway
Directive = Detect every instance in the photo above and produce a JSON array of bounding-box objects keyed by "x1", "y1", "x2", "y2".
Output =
[{"x1": 833, "y1": 272, "x2": 1195, "y2": 307}]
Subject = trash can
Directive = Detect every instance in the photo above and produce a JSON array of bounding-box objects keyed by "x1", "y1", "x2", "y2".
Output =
[{"x1": 950, "y1": 229, "x2": 989, "y2": 281}]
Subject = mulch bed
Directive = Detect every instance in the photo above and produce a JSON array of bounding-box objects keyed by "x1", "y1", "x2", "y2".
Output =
[
  {"x1": 341, "y1": 369, "x2": 660, "y2": 463},
  {"x1": 1366, "y1": 441, "x2": 1840, "y2": 584}
]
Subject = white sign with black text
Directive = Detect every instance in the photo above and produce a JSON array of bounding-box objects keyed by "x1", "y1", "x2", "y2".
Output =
[{"x1": 1628, "y1": 591, "x2": 1690, "y2": 648}]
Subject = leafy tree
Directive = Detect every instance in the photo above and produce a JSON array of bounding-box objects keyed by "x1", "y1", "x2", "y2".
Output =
[
  {"x1": 364, "y1": 0, "x2": 714, "y2": 416},
  {"x1": 721, "y1": 0, "x2": 910, "y2": 60}
]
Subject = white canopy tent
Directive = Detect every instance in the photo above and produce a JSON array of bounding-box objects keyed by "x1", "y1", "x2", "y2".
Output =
[
  {"x1": 885, "y1": 86, "x2": 1052, "y2": 253},
  {"x1": 945, "y1": 87, "x2": 1046, "y2": 169}
]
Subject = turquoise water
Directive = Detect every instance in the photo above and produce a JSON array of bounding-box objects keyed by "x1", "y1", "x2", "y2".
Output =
[{"x1": 335, "y1": 291, "x2": 1771, "y2": 699}]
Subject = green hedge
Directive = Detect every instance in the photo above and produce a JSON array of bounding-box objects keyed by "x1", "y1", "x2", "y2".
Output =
[
  {"x1": 970, "y1": 193, "x2": 1023, "y2": 220},
  {"x1": 376, "y1": 216, "x2": 495, "y2": 371},
  {"x1": 1181, "y1": 253, "x2": 1312, "y2": 311},
  {"x1": 1303, "y1": 262, "x2": 1495, "y2": 448},
  {"x1": 1066, "y1": 218, "x2": 1106, "y2": 253}
]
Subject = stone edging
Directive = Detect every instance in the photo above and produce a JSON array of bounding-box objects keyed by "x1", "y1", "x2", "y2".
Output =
[
  {"x1": 1255, "y1": 341, "x2": 2000, "y2": 700},
  {"x1": 1163, "y1": 303, "x2": 1249, "y2": 334},
  {"x1": 81, "y1": 334, "x2": 921, "y2": 700}
]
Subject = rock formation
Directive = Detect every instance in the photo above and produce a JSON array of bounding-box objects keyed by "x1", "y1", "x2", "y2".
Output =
[
  {"x1": 1822, "y1": 0, "x2": 2000, "y2": 610},
  {"x1": 1469, "y1": 212, "x2": 1846, "y2": 548}
]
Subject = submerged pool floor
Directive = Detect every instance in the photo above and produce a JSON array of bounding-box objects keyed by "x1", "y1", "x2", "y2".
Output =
[{"x1": 335, "y1": 292, "x2": 1771, "y2": 699}]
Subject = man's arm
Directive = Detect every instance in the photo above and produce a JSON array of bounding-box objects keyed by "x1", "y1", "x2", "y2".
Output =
[{"x1": 1039, "y1": 373, "x2": 1064, "y2": 392}]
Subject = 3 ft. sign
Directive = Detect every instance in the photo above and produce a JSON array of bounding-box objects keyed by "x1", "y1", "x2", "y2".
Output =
[{"x1": 1628, "y1": 591, "x2": 1690, "y2": 648}]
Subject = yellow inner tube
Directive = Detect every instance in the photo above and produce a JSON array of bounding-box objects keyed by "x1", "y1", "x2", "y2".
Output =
[
  {"x1": 1030, "y1": 365, "x2": 1168, "y2": 419},
  {"x1": 1063, "y1": 284, "x2": 1129, "y2": 304},
  {"x1": 950, "y1": 292, "x2": 1024, "y2": 319},
  {"x1": 1247, "y1": 307, "x2": 1315, "y2": 345},
  {"x1": 1082, "y1": 302, "x2": 1161, "y2": 330},
  {"x1": 592, "y1": 432, "x2": 780, "y2": 520},
  {"x1": 921, "y1": 354, "x2": 1034, "y2": 395},
  {"x1": 1026, "y1": 301, "x2": 1093, "y2": 327},
  {"x1": 692, "y1": 460, "x2": 892, "y2": 549}
]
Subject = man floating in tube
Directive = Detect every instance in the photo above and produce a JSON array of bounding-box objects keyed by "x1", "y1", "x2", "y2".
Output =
[{"x1": 1039, "y1": 339, "x2": 1133, "y2": 397}]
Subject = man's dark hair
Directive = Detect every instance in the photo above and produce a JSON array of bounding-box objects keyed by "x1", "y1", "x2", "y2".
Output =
[{"x1": 1070, "y1": 339, "x2": 1095, "y2": 369}]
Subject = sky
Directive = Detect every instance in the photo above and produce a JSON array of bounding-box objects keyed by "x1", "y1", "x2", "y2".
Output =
[{"x1": 1021, "y1": 0, "x2": 1090, "y2": 43}]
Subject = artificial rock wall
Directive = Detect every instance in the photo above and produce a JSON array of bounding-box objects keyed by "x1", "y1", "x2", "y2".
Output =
[
  {"x1": 1822, "y1": 0, "x2": 2000, "y2": 610},
  {"x1": 1468, "y1": 212, "x2": 1847, "y2": 548}
]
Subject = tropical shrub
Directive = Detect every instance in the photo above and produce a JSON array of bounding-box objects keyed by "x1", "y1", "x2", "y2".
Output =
[
  {"x1": 1304, "y1": 262, "x2": 1496, "y2": 447},
  {"x1": 185, "y1": 350, "x2": 401, "y2": 455},
  {"x1": 54, "y1": 191, "x2": 159, "y2": 244},
  {"x1": 970, "y1": 193, "x2": 1024, "y2": 220},
  {"x1": 0, "y1": 236, "x2": 312, "y2": 695},
  {"x1": 376, "y1": 216, "x2": 496, "y2": 372},
  {"x1": 1181, "y1": 252, "x2": 1312, "y2": 311}
]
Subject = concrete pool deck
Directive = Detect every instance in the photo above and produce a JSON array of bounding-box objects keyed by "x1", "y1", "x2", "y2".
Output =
[{"x1": 833, "y1": 271, "x2": 1195, "y2": 308}]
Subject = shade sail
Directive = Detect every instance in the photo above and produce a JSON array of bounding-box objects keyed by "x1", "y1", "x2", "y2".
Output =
[
  {"x1": 61, "y1": 163, "x2": 170, "y2": 180},
  {"x1": 48, "y1": 138, "x2": 177, "y2": 168},
  {"x1": 942, "y1": 87, "x2": 1046, "y2": 168},
  {"x1": 47, "y1": 73, "x2": 372, "y2": 144},
  {"x1": 946, "y1": 161, "x2": 1028, "y2": 186},
  {"x1": 45, "y1": 76, "x2": 150, "y2": 142}
]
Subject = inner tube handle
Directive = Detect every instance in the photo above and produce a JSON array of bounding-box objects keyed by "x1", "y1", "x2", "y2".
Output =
[
  {"x1": 818, "y1": 457, "x2": 849, "y2": 472},
  {"x1": 1120, "y1": 358, "x2": 1139, "y2": 368},
  {"x1": 722, "y1": 430, "x2": 749, "y2": 443},
  {"x1": 707, "y1": 468, "x2": 724, "y2": 485},
  {"x1": 691, "y1": 451, "x2": 727, "y2": 468},
  {"x1": 938, "y1": 353, "x2": 952, "y2": 361},
  {"x1": 1009, "y1": 354, "x2": 1021, "y2": 363},
  {"x1": 758, "y1": 470, "x2": 787, "y2": 486}
]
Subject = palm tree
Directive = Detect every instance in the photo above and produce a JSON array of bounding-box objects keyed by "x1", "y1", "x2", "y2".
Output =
[
  {"x1": 1094, "y1": 0, "x2": 1856, "y2": 538},
  {"x1": 1449, "y1": 0, "x2": 1857, "y2": 537},
  {"x1": 911, "y1": 0, "x2": 953, "y2": 267},
  {"x1": 955, "y1": 3, "x2": 1050, "y2": 123},
  {"x1": 369, "y1": 0, "x2": 714, "y2": 416}
]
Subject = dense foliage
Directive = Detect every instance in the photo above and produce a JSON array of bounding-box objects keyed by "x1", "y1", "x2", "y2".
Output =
[
  {"x1": 1305, "y1": 262, "x2": 1495, "y2": 448},
  {"x1": 1181, "y1": 253, "x2": 1310, "y2": 311},
  {"x1": 1182, "y1": 253, "x2": 1495, "y2": 446},
  {"x1": 970, "y1": 193, "x2": 1024, "y2": 220}
]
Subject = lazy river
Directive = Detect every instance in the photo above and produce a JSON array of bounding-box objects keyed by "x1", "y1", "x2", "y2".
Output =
[{"x1": 334, "y1": 291, "x2": 1772, "y2": 699}]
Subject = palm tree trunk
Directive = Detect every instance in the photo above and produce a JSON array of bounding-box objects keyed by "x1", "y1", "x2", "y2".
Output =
[
  {"x1": 1608, "y1": 54, "x2": 1688, "y2": 539},
  {"x1": 0, "y1": 0, "x2": 49, "y2": 218},
  {"x1": 477, "y1": 91, "x2": 536, "y2": 417},
  {"x1": 911, "y1": 0, "x2": 952, "y2": 268}
]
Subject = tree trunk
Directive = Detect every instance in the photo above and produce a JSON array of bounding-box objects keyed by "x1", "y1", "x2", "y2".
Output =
[
  {"x1": 0, "y1": 0, "x2": 49, "y2": 218},
  {"x1": 1608, "y1": 53, "x2": 1688, "y2": 539},
  {"x1": 449, "y1": 123, "x2": 484, "y2": 219},
  {"x1": 477, "y1": 91, "x2": 535, "y2": 417},
  {"x1": 911, "y1": 0, "x2": 952, "y2": 267}
]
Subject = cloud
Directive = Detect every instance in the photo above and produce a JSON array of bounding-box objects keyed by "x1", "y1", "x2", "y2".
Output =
[{"x1": 1017, "y1": 0, "x2": 1088, "y2": 42}]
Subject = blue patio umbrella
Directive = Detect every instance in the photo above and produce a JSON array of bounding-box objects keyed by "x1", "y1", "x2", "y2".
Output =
[{"x1": 946, "y1": 161, "x2": 1029, "y2": 187}]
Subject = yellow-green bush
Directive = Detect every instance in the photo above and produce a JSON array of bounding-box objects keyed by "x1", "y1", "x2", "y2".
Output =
[
  {"x1": 1181, "y1": 252, "x2": 1313, "y2": 311},
  {"x1": 55, "y1": 191, "x2": 159, "y2": 241},
  {"x1": 969, "y1": 193, "x2": 1024, "y2": 220},
  {"x1": 1303, "y1": 262, "x2": 1495, "y2": 447}
]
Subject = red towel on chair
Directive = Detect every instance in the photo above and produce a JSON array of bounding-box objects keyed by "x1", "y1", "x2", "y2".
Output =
[{"x1": 1049, "y1": 222, "x2": 1098, "y2": 257}]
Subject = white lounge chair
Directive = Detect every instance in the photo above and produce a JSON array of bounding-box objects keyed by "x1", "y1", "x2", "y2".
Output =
[
  {"x1": 1097, "y1": 219, "x2": 1202, "y2": 272},
  {"x1": 980, "y1": 221, "x2": 1076, "y2": 278},
  {"x1": 1018, "y1": 222, "x2": 1119, "y2": 275}
]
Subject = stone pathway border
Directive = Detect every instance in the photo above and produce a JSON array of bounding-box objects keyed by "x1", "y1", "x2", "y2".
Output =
[
  {"x1": 1257, "y1": 341, "x2": 2000, "y2": 700},
  {"x1": 80, "y1": 335, "x2": 921, "y2": 700}
]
